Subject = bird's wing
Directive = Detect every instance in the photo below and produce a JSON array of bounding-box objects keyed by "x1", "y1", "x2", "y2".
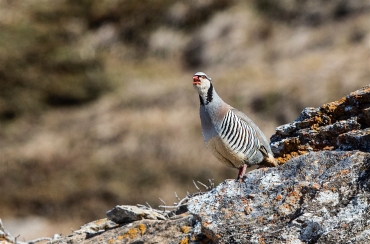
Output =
[
  {"x1": 219, "y1": 109, "x2": 259, "y2": 159},
  {"x1": 230, "y1": 108, "x2": 273, "y2": 155}
]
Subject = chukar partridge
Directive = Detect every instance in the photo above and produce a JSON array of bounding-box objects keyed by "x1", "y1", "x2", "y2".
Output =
[{"x1": 192, "y1": 72, "x2": 277, "y2": 180}]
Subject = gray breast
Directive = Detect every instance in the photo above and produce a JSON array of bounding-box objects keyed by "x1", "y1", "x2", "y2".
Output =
[{"x1": 200, "y1": 105, "x2": 218, "y2": 142}]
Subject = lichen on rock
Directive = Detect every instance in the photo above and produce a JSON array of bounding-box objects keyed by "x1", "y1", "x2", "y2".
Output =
[
  {"x1": 187, "y1": 151, "x2": 370, "y2": 243},
  {"x1": 271, "y1": 85, "x2": 370, "y2": 164}
]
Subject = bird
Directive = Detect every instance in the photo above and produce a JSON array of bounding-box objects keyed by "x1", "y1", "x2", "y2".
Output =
[{"x1": 192, "y1": 72, "x2": 277, "y2": 180}]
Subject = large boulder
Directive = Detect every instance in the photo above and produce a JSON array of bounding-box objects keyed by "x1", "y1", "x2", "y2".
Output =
[
  {"x1": 271, "y1": 85, "x2": 370, "y2": 164},
  {"x1": 188, "y1": 151, "x2": 370, "y2": 243}
]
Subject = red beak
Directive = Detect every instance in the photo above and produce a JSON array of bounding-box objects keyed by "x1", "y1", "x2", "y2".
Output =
[{"x1": 193, "y1": 76, "x2": 200, "y2": 85}]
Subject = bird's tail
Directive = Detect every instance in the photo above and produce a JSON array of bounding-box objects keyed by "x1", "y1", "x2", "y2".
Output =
[
  {"x1": 259, "y1": 145, "x2": 278, "y2": 167},
  {"x1": 264, "y1": 153, "x2": 278, "y2": 167}
]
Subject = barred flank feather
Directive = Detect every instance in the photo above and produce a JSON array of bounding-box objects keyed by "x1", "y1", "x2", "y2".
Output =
[{"x1": 220, "y1": 110, "x2": 260, "y2": 159}]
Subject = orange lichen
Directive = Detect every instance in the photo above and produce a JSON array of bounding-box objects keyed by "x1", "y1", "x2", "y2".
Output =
[
  {"x1": 179, "y1": 237, "x2": 189, "y2": 244},
  {"x1": 314, "y1": 116, "x2": 323, "y2": 124},
  {"x1": 340, "y1": 169, "x2": 350, "y2": 175},
  {"x1": 94, "y1": 218, "x2": 106, "y2": 225},
  {"x1": 287, "y1": 190, "x2": 300, "y2": 197},
  {"x1": 322, "y1": 183, "x2": 329, "y2": 190},
  {"x1": 276, "y1": 157, "x2": 288, "y2": 164},
  {"x1": 312, "y1": 183, "x2": 321, "y2": 190},
  {"x1": 323, "y1": 146, "x2": 334, "y2": 150},
  {"x1": 279, "y1": 203, "x2": 291, "y2": 211},
  {"x1": 244, "y1": 206, "x2": 253, "y2": 215},
  {"x1": 259, "y1": 237, "x2": 266, "y2": 244},
  {"x1": 122, "y1": 228, "x2": 138, "y2": 239},
  {"x1": 338, "y1": 97, "x2": 347, "y2": 104},
  {"x1": 181, "y1": 226, "x2": 191, "y2": 234},
  {"x1": 276, "y1": 149, "x2": 309, "y2": 165},
  {"x1": 138, "y1": 223, "x2": 146, "y2": 235},
  {"x1": 257, "y1": 217, "x2": 265, "y2": 223},
  {"x1": 321, "y1": 99, "x2": 345, "y2": 114},
  {"x1": 311, "y1": 123, "x2": 320, "y2": 130},
  {"x1": 117, "y1": 236, "x2": 124, "y2": 240},
  {"x1": 108, "y1": 239, "x2": 115, "y2": 243},
  {"x1": 241, "y1": 197, "x2": 249, "y2": 204},
  {"x1": 275, "y1": 195, "x2": 282, "y2": 201}
]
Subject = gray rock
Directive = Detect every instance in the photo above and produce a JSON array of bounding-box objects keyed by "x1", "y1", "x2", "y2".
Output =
[
  {"x1": 106, "y1": 205, "x2": 167, "y2": 224},
  {"x1": 271, "y1": 85, "x2": 370, "y2": 164},
  {"x1": 187, "y1": 151, "x2": 370, "y2": 243},
  {"x1": 73, "y1": 218, "x2": 117, "y2": 235},
  {"x1": 52, "y1": 214, "x2": 199, "y2": 244}
]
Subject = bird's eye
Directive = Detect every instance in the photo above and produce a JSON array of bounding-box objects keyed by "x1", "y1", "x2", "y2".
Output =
[{"x1": 201, "y1": 75, "x2": 205, "y2": 79}]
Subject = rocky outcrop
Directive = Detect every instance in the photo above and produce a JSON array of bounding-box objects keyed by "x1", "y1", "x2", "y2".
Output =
[
  {"x1": 51, "y1": 215, "x2": 197, "y2": 244},
  {"x1": 2, "y1": 86, "x2": 370, "y2": 243},
  {"x1": 188, "y1": 151, "x2": 370, "y2": 243},
  {"x1": 271, "y1": 85, "x2": 370, "y2": 164}
]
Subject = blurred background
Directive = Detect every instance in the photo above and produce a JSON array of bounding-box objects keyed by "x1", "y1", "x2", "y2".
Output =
[{"x1": 0, "y1": 0, "x2": 369, "y2": 240}]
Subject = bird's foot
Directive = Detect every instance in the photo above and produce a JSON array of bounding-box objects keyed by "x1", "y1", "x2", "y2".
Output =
[
  {"x1": 235, "y1": 177, "x2": 246, "y2": 184},
  {"x1": 236, "y1": 164, "x2": 247, "y2": 182},
  {"x1": 236, "y1": 174, "x2": 248, "y2": 196}
]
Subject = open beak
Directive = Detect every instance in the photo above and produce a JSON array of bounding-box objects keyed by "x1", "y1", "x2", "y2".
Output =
[{"x1": 193, "y1": 76, "x2": 200, "y2": 85}]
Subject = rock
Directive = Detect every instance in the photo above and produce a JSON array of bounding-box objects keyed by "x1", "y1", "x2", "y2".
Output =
[
  {"x1": 106, "y1": 205, "x2": 167, "y2": 224},
  {"x1": 52, "y1": 214, "x2": 206, "y2": 244},
  {"x1": 187, "y1": 151, "x2": 370, "y2": 243},
  {"x1": 271, "y1": 85, "x2": 370, "y2": 164},
  {"x1": 73, "y1": 218, "x2": 117, "y2": 235},
  {"x1": 50, "y1": 152, "x2": 370, "y2": 243},
  {"x1": 48, "y1": 205, "x2": 210, "y2": 243}
]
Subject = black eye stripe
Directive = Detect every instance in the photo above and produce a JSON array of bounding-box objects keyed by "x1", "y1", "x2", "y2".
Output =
[{"x1": 195, "y1": 74, "x2": 209, "y2": 80}]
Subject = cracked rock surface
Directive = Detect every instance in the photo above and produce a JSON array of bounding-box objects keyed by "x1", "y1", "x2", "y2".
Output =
[
  {"x1": 51, "y1": 215, "x2": 199, "y2": 244},
  {"x1": 188, "y1": 151, "x2": 370, "y2": 243},
  {"x1": 271, "y1": 85, "x2": 370, "y2": 164}
]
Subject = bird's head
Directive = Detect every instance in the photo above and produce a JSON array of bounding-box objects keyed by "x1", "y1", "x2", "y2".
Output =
[
  {"x1": 193, "y1": 72, "x2": 212, "y2": 94},
  {"x1": 193, "y1": 72, "x2": 214, "y2": 105}
]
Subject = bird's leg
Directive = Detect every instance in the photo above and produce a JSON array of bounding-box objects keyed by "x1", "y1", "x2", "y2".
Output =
[{"x1": 237, "y1": 164, "x2": 247, "y2": 182}]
